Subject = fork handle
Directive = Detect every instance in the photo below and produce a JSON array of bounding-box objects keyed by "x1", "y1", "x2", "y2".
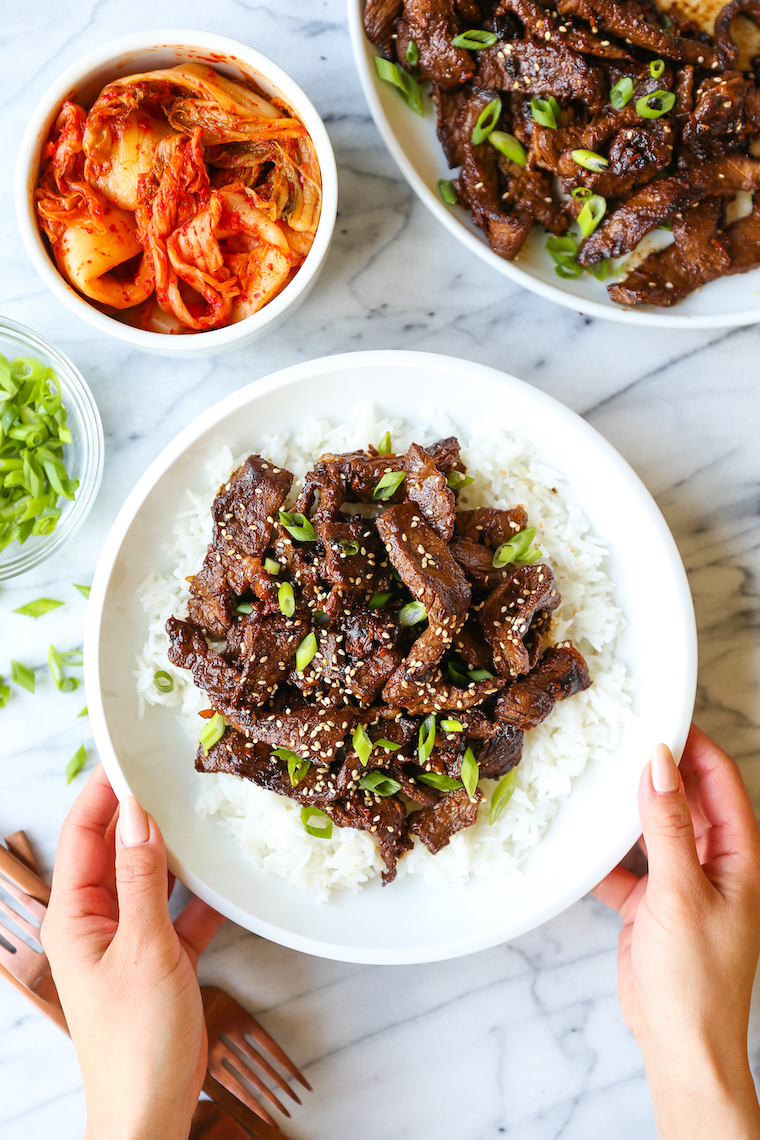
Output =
[
  {"x1": 0, "y1": 844, "x2": 50, "y2": 904},
  {"x1": 0, "y1": 960, "x2": 69, "y2": 1034}
]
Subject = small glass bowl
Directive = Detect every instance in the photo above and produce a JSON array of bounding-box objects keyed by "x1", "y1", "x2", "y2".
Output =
[{"x1": 0, "y1": 316, "x2": 104, "y2": 580}]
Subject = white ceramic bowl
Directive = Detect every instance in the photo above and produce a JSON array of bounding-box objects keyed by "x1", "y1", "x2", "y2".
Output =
[
  {"x1": 347, "y1": 0, "x2": 760, "y2": 328},
  {"x1": 15, "y1": 30, "x2": 338, "y2": 357},
  {"x1": 84, "y1": 350, "x2": 697, "y2": 964}
]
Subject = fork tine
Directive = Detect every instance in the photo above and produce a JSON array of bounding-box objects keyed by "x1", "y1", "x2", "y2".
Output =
[
  {"x1": 218, "y1": 1057, "x2": 282, "y2": 1129},
  {"x1": 0, "y1": 873, "x2": 47, "y2": 924},
  {"x1": 219, "y1": 1040, "x2": 291, "y2": 1118},
  {"x1": 241, "y1": 1016, "x2": 313, "y2": 1092},
  {"x1": 0, "y1": 893, "x2": 42, "y2": 942},
  {"x1": 225, "y1": 1029, "x2": 301, "y2": 1105}
]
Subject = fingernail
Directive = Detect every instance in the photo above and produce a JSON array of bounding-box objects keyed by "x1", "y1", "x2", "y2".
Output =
[
  {"x1": 651, "y1": 743, "x2": 679, "y2": 794},
  {"x1": 118, "y1": 797, "x2": 149, "y2": 846}
]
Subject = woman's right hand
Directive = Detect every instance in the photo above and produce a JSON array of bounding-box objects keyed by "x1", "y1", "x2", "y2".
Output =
[{"x1": 593, "y1": 725, "x2": 760, "y2": 1139}]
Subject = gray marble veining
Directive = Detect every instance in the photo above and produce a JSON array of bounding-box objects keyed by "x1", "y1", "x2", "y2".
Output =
[{"x1": 1, "y1": 1, "x2": 759, "y2": 1137}]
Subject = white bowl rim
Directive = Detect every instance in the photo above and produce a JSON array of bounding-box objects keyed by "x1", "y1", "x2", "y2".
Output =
[
  {"x1": 84, "y1": 348, "x2": 698, "y2": 963},
  {"x1": 14, "y1": 28, "x2": 338, "y2": 351},
  {"x1": 346, "y1": 0, "x2": 760, "y2": 330}
]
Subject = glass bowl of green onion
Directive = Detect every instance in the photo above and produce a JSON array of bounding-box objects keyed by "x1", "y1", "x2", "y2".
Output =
[{"x1": 0, "y1": 316, "x2": 103, "y2": 579}]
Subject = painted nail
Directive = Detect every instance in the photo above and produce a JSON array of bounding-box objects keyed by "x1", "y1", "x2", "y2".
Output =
[
  {"x1": 651, "y1": 743, "x2": 679, "y2": 794},
  {"x1": 119, "y1": 797, "x2": 150, "y2": 846}
]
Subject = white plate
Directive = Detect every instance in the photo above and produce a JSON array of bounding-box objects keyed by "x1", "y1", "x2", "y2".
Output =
[
  {"x1": 347, "y1": 0, "x2": 760, "y2": 328},
  {"x1": 84, "y1": 350, "x2": 696, "y2": 964}
]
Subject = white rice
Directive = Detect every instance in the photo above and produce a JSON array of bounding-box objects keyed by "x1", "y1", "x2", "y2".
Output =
[{"x1": 136, "y1": 405, "x2": 629, "y2": 901}]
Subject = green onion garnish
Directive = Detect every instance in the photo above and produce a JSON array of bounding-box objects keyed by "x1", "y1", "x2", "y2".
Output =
[
  {"x1": 418, "y1": 714, "x2": 436, "y2": 765},
  {"x1": 468, "y1": 668, "x2": 494, "y2": 682},
  {"x1": 447, "y1": 659, "x2": 469, "y2": 686},
  {"x1": 610, "y1": 76, "x2": 634, "y2": 109},
  {"x1": 0, "y1": 682, "x2": 10, "y2": 708},
  {"x1": 295, "y1": 631, "x2": 318, "y2": 672},
  {"x1": 372, "y1": 470, "x2": 405, "y2": 500},
  {"x1": 13, "y1": 598, "x2": 63, "y2": 617},
  {"x1": 358, "y1": 771, "x2": 402, "y2": 796},
  {"x1": 278, "y1": 580, "x2": 295, "y2": 617},
  {"x1": 650, "y1": 58, "x2": 665, "y2": 78},
  {"x1": 489, "y1": 769, "x2": 517, "y2": 824},
  {"x1": 301, "y1": 805, "x2": 333, "y2": 839},
  {"x1": 492, "y1": 525, "x2": 537, "y2": 567},
  {"x1": 153, "y1": 670, "x2": 173, "y2": 694},
  {"x1": 263, "y1": 557, "x2": 281, "y2": 576},
  {"x1": 273, "y1": 748, "x2": 311, "y2": 787},
  {"x1": 199, "y1": 712, "x2": 226, "y2": 753},
  {"x1": 77, "y1": 705, "x2": 88, "y2": 717},
  {"x1": 74, "y1": 584, "x2": 91, "y2": 598},
  {"x1": 417, "y1": 771, "x2": 463, "y2": 790},
  {"x1": 405, "y1": 38, "x2": 420, "y2": 66},
  {"x1": 353, "y1": 722, "x2": 373, "y2": 766},
  {"x1": 378, "y1": 431, "x2": 392, "y2": 454},
  {"x1": 446, "y1": 470, "x2": 474, "y2": 490},
  {"x1": 578, "y1": 193, "x2": 607, "y2": 238},
  {"x1": 531, "y1": 96, "x2": 560, "y2": 129},
  {"x1": 546, "y1": 235, "x2": 583, "y2": 278},
  {"x1": 588, "y1": 259, "x2": 611, "y2": 281},
  {"x1": 279, "y1": 510, "x2": 317, "y2": 543},
  {"x1": 339, "y1": 539, "x2": 360, "y2": 556},
  {"x1": 65, "y1": 744, "x2": 86, "y2": 785},
  {"x1": 399, "y1": 600, "x2": 427, "y2": 626},
  {"x1": 472, "y1": 97, "x2": 502, "y2": 145},
  {"x1": 460, "y1": 747, "x2": 480, "y2": 799},
  {"x1": 438, "y1": 179, "x2": 458, "y2": 205},
  {"x1": 636, "y1": 90, "x2": 675, "y2": 119},
  {"x1": 313, "y1": 608, "x2": 328, "y2": 624},
  {"x1": 234, "y1": 602, "x2": 253, "y2": 615},
  {"x1": 490, "y1": 130, "x2": 527, "y2": 166},
  {"x1": 441, "y1": 719, "x2": 464, "y2": 732},
  {"x1": 451, "y1": 28, "x2": 498, "y2": 49},
  {"x1": 11, "y1": 660, "x2": 34, "y2": 693},
  {"x1": 571, "y1": 149, "x2": 608, "y2": 172},
  {"x1": 48, "y1": 644, "x2": 82, "y2": 692},
  {"x1": 374, "y1": 56, "x2": 424, "y2": 116},
  {"x1": 375, "y1": 738, "x2": 402, "y2": 750},
  {"x1": 571, "y1": 186, "x2": 593, "y2": 200}
]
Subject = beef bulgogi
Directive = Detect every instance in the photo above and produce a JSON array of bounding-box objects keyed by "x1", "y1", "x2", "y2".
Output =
[{"x1": 167, "y1": 438, "x2": 591, "y2": 883}]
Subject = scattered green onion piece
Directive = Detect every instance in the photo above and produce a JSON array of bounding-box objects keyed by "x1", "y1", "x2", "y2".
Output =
[
  {"x1": 418, "y1": 714, "x2": 436, "y2": 765},
  {"x1": 658, "y1": 219, "x2": 674, "y2": 231},
  {"x1": 609, "y1": 76, "x2": 633, "y2": 109},
  {"x1": 460, "y1": 747, "x2": 480, "y2": 799},
  {"x1": 468, "y1": 668, "x2": 494, "y2": 682},
  {"x1": 48, "y1": 644, "x2": 82, "y2": 691},
  {"x1": 571, "y1": 148, "x2": 608, "y2": 172},
  {"x1": 546, "y1": 234, "x2": 581, "y2": 279},
  {"x1": 313, "y1": 608, "x2": 328, "y2": 624},
  {"x1": 74, "y1": 584, "x2": 91, "y2": 598},
  {"x1": 451, "y1": 28, "x2": 498, "y2": 48},
  {"x1": 390, "y1": 566, "x2": 403, "y2": 583},
  {"x1": 517, "y1": 547, "x2": 543, "y2": 565},
  {"x1": 234, "y1": 602, "x2": 253, "y2": 615},
  {"x1": 65, "y1": 744, "x2": 87, "y2": 785},
  {"x1": 0, "y1": 683, "x2": 9, "y2": 708},
  {"x1": 372, "y1": 470, "x2": 405, "y2": 500},
  {"x1": 153, "y1": 670, "x2": 174, "y2": 694},
  {"x1": 650, "y1": 58, "x2": 665, "y2": 78},
  {"x1": 489, "y1": 769, "x2": 517, "y2": 824},
  {"x1": 577, "y1": 193, "x2": 607, "y2": 238},
  {"x1": 417, "y1": 771, "x2": 463, "y2": 790},
  {"x1": 636, "y1": 90, "x2": 675, "y2": 119},
  {"x1": 353, "y1": 722, "x2": 374, "y2": 766},
  {"x1": 441, "y1": 719, "x2": 464, "y2": 732},
  {"x1": 358, "y1": 771, "x2": 402, "y2": 797},
  {"x1": 374, "y1": 56, "x2": 424, "y2": 116},
  {"x1": 77, "y1": 705, "x2": 88, "y2": 718},
  {"x1": 489, "y1": 130, "x2": 528, "y2": 166},
  {"x1": 301, "y1": 805, "x2": 333, "y2": 839},
  {"x1": 339, "y1": 539, "x2": 360, "y2": 556},
  {"x1": 438, "y1": 179, "x2": 458, "y2": 205},
  {"x1": 278, "y1": 580, "x2": 295, "y2": 617},
  {"x1": 199, "y1": 712, "x2": 226, "y2": 753},
  {"x1": 11, "y1": 660, "x2": 34, "y2": 693},
  {"x1": 492, "y1": 525, "x2": 536, "y2": 567},
  {"x1": 530, "y1": 96, "x2": 560, "y2": 129},
  {"x1": 13, "y1": 597, "x2": 63, "y2": 617},
  {"x1": 375, "y1": 738, "x2": 402, "y2": 751},
  {"x1": 378, "y1": 431, "x2": 392, "y2": 454},
  {"x1": 660, "y1": 13, "x2": 673, "y2": 30},
  {"x1": 263, "y1": 558, "x2": 281, "y2": 576},
  {"x1": 273, "y1": 749, "x2": 312, "y2": 787},
  {"x1": 399, "y1": 600, "x2": 427, "y2": 626},
  {"x1": 447, "y1": 659, "x2": 470, "y2": 686},
  {"x1": 279, "y1": 510, "x2": 317, "y2": 543},
  {"x1": 472, "y1": 97, "x2": 502, "y2": 144},
  {"x1": 406, "y1": 38, "x2": 420, "y2": 66},
  {"x1": 555, "y1": 261, "x2": 584, "y2": 279},
  {"x1": 571, "y1": 186, "x2": 593, "y2": 200},
  {"x1": 295, "y1": 631, "x2": 318, "y2": 672},
  {"x1": 588, "y1": 259, "x2": 611, "y2": 281},
  {"x1": 369, "y1": 591, "x2": 393, "y2": 609},
  {"x1": 446, "y1": 470, "x2": 474, "y2": 491}
]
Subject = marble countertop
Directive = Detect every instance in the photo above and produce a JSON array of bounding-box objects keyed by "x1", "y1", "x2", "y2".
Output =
[{"x1": 1, "y1": 1, "x2": 759, "y2": 1137}]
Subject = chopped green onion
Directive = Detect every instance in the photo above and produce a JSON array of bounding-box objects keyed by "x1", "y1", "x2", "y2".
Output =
[
  {"x1": 660, "y1": 13, "x2": 673, "y2": 30},
  {"x1": 636, "y1": 90, "x2": 675, "y2": 119},
  {"x1": 418, "y1": 714, "x2": 436, "y2": 765},
  {"x1": 650, "y1": 58, "x2": 665, "y2": 78},
  {"x1": 313, "y1": 608, "x2": 328, "y2": 624},
  {"x1": 438, "y1": 179, "x2": 458, "y2": 205},
  {"x1": 489, "y1": 769, "x2": 517, "y2": 824},
  {"x1": 571, "y1": 186, "x2": 593, "y2": 200},
  {"x1": 153, "y1": 670, "x2": 174, "y2": 693},
  {"x1": 406, "y1": 38, "x2": 420, "y2": 66},
  {"x1": 375, "y1": 738, "x2": 402, "y2": 751},
  {"x1": 0, "y1": 682, "x2": 9, "y2": 708},
  {"x1": 451, "y1": 28, "x2": 498, "y2": 49},
  {"x1": 65, "y1": 744, "x2": 87, "y2": 785},
  {"x1": 279, "y1": 510, "x2": 317, "y2": 543},
  {"x1": 441, "y1": 719, "x2": 464, "y2": 732},
  {"x1": 199, "y1": 712, "x2": 226, "y2": 753},
  {"x1": 372, "y1": 470, "x2": 405, "y2": 500},
  {"x1": 369, "y1": 591, "x2": 393, "y2": 609},
  {"x1": 48, "y1": 644, "x2": 82, "y2": 691},
  {"x1": 77, "y1": 705, "x2": 88, "y2": 717},
  {"x1": 295, "y1": 631, "x2": 318, "y2": 672},
  {"x1": 234, "y1": 602, "x2": 253, "y2": 614},
  {"x1": 273, "y1": 748, "x2": 311, "y2": 787},
  {"x1": 378, "y1": 431, "x2": 392, "y2": 454},
  {"x1": 301, "y1": 805, "x2": 333, "y2": 839},
  {"x1": 587, "y1": 259, "x2": 611, "y2": 281},
  {"x1": 13, "y1": 597, "x2": 63, "y2": 617},
  {"x1": 11, "y1": 660, "x2": 34, "y2": 693},
  {"x1": 468, "y1": 668, "x2": 494, "y2": 682},
  {"x1": 609, "y1": 76, "x2": 634, "y2": 109},
  {"x1": 374, "y1": 56, "x2": 424, "y2": 116},
  {"x1": 417, "y1": 771, "x2": 463, "y2": 790},
  {"x1": 490, "y1": 130, "x2": 528, "y2": 166},
  {"x1": 263, "y1": 558, "x2": 281, "y2": 576},
  {"x1": 399, "y1": 600, "x2": 427, "y2": 626},
  {"x1": 492, "y1": 525, "x2": 537, "y2": 567},
  {"x1": 339, "y1": 539, "x2": 360, "y2": 556},
  {"x1": 571, "y1": 149, "x2": 608, "y2": 172},
  {"x1": 447, "y1": 659, "x2": 470, "y2": 686},
  {"x1": 353, "y1": 722, "x2": 373, "y2": 766},
  {"x1": 358, "y1": 771, "x2": 402, "y2": 797},
  {"x1": 446, "y1": 470, "x2": 474, "y2": 490},
  {"x1": 278, "y1": 580, "x2": 295, "y2": 617},
  {"x1": 74, "y1": 584, "x2": 91, "y2": 598},
  {"x1": 546, "y1": 235, "x2": 582, "y2": 279},
  {"x1": 531, "y1": 96, "x2": 560, "y2": 129},
  {"x1": 460, "y1": 747, "x2": 480, "y2": 799},
  {"x1": 658, "y1": 219, "x2": 674, "y2": 231},
  {"x1": 472, "y1": 97, "x2": 502, "y2": 144},
  {"x1": 577, "y1": 193, "x2": 607, "y2": 238}
]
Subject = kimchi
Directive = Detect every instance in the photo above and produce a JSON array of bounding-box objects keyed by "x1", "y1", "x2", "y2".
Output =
[{"x1": 34, "y1": 63, "x2": 322, "y2": 334}]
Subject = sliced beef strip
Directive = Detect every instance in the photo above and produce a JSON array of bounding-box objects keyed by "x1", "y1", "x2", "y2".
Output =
[
  {"x1": 473, "y1": 724, "x2": 524, "y2": 779},
  {"x1": 434, "y1": 84, "x2": 470, "y2": 168},
  {"x1": 493, "y1": 0, "x2": 635, "y2": 58},
  {"x1": 577, "y1": 175, "x2": 694, "y2": 264},
  {"x1": 409, "y1": 787, "x2": 483, "y2": 854},
  {"x1": 556, "y1": 0, "x2": 721, "y2": 68},
  {"x1": 682, "y1": 72, "x2": 751, "y2": 144},
  {"x1": 427, "y1": 436, "x2": 465, "y2": 475},
  {"x1": 404, "y1": 442, "x2": 456, "y2": 541},
  {"x1": 477, "y1": 563, "x2": 561, "y2": 678},
  {"x1": 558, "y1": 120, "x2": 674, "y2": 199},
  {"x1": 328, "y1": 792, "x2": 411, "y2": 883},
  {"x1": 235, "y1": 604, "x2": 309, "y2": 706},
  {"x1": 455, "y1": 506, "x2": 529, "y2": 548},
  {"x1": 311, "y1": 605, "x2": 404, "y2": 705},
  {"x1": 188, "y1": 554, "x2": 234, "y2": 637},
  {"x1": 317, "y1": 516, "x2": 391, "y2": 597},
  {"x1": 388, "y1": 763, "x2": 441, "y2": 806},
  {"x1": 382, "y1": 668, "x2": 503, "y2": 713},
  {"x1": 395, "y1": 0, "x2": 475, "y2": 90},
  {"x1": 495, "y1": 641, "x2": 591, "y2": 728},
  {"x1": 477, "y1": 40, "x2": 607, "y2": 113},
  {"x1": 247, "y1": 706, "x2": 357, "y2": 763},
  {"x1": 450, "y1": 537, "x2": 523, "y2": 591},
  {"x1": 166, "y1": 616, "x2": 257, "y2": 735},
  {"x1": 453, "y1": 617, "x2": 494, "y2": 671},
  {"x1": 500, "y1": 162, "x2": 569, "y2": 235},
  {"x1": 364, "y1": 0, "x2": 404, "y2": 45}
]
